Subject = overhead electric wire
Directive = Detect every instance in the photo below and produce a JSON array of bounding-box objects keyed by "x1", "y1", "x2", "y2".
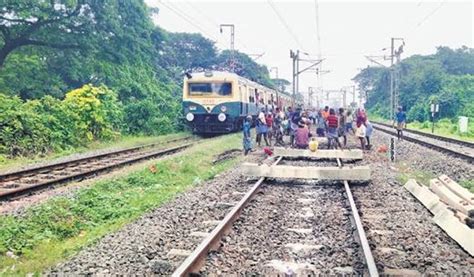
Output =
[
  {"x1": 183, "y1": 1, "x2": 220, "y2": 29},
  {"x1": 181, "y1": 1, "x2": 251, "y2": 52},
  {"x1": 267, "y1": 0, "x2": 306, "y2": 51},
  {"x1": 314, "y1": 0, "x2": 322, "y2": 60},
  {"x1": 415, "y1": 0, "x2": 446, "y2": 28},
  {"x1": 157, "y1": 0, "x2": 218, "y2": 41}
]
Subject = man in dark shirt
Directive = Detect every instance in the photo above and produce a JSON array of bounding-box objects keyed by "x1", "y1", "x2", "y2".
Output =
[{"x1": 394, "y1": 106, "x2": 407, "y2": 140}]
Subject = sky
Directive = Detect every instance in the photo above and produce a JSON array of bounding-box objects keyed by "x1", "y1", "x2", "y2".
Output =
[{"x1": 146, "y1": 0, "x2": 473, "y2": 107}]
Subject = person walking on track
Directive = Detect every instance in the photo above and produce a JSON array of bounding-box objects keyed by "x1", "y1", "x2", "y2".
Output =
[
  {"x1": 243, "y1": 115, "x2": 253, "y2": 155},
  {"x1": 394, "y1": 106, "x2": 406, "y2": 140},
  {"x1": 326, "y1": 108, "x2": 342, "y2": 149},
  {"x1": 355, "y1": 109, "x2": 367, "y2": 150},
  {"x1": 338, "y1": 108, "x2": 348, "y2": 147},
  {"x1": 256, "y1": 109, "x2": 269, "y2": 147}
]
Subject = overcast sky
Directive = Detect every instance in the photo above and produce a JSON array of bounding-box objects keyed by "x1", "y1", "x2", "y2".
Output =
[{"x1": 146, "y1": 0, "x2": 472, "y2": 106}]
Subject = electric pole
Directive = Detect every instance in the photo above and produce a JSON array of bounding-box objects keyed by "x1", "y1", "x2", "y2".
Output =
[
  {"x1": 271, "y1": 67, "x2": 279, "y2": 109},
  {"x1": 290, "y1": 50, "x2": 323, "y2": 108},
  {"x1": 390, "y1": 37, "x2": 404, "y2": 121},
  {"x1": 290, "y1": 50, "x2": 298, "y2": 108},
  {"x1": 220, "y1": 24, "x2": 235, "y2": 72}
]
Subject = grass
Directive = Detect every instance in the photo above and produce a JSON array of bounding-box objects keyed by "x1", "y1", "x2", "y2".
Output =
[
  {"x1": 395, "y1": 162, "x2": 436, "y2": 187},
  {"x1": 396, "y1": 162, "x2": 474, "y2": 193},
  {"x1": 0, "y1": 132, "x2": 190, "y2": 172},
  {"x1": 0, "y1": 133, "x2": 242, "y2": 275},
  {"x1": 368, "y1": 113, "x2": 474, "y2": 142},
  {"x1": 459, "y1": 179, "x2": 474, "y2": 193}
]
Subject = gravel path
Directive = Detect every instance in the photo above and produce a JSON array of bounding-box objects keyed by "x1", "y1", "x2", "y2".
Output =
[
  {"x1": 201, "y1": 178, "x2": 364, "y2": 275},
  {"x1": 350, "y1": 131, "x2": 474, "y2": 275},
  {"x1": 47, "y1": 151, "x2": 267, "y2": 276},
  {"x1": 46, "y1": 128, "x2": 474, "y2": 275}
]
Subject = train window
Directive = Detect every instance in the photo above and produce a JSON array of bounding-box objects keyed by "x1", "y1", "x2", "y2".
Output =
[{"x1": 188, "y1": 82, "x2": 232, "y2": 96}]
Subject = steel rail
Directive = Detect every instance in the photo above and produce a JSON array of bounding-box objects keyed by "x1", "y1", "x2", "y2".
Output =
[
  {"x1": 172, "y1": 156, "x2": 283, "y2": 276},
  {"x1": 336, "y1": 158, "x2": 379, "y2": 277},
  {"x1": 371, "y1": 121, "x2": 474, "y2": 148},
  {"x1": 0, "y1": 136, "x2": 193, "y2": 181},
  {"x1": 371, "y1": 123, "x2": 473, "y2": 163},
  {"x1": 0, "y1": 143, "x2": 192, "y2": 200}
]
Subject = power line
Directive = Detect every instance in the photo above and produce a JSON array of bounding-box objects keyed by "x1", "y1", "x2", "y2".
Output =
[
  {"x1": 267, "y1": 0, "x2": 306, "y2": 51},
  {"x1": 182, "y1": 1, "x2": 250, "y2": 52},
  {"x1": 415, "y1": 0, "x2": 446, "y2": 28},
  {"x1": 183, "y1": 1, "x2": 220, "y2": 29},
  {"x1": 313, "y1": 0, "x2": 322, "y2": 59},
  {"x1": 157, "y1": 0, "x2": 218, "y2": 41}
]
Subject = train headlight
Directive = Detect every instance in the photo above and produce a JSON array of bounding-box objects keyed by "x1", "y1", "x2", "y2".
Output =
[
  {"x1": 186, "y1": 113, "x2": 194, "y2": 121},
  {"x1": 220, "y1": 105, "x2": 227, "y2": 112},
  {"x1": 218, "y1": 113, "x2": 226, "y2": 122}
]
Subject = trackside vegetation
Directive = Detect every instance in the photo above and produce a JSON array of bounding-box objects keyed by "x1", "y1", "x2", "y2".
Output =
[
  {"x1": 0, "y1": 134, "x2": 241, "y2": 275},
  {"x1": 354, "y1": 47, "x2": 474, "y2": 140},
  {"x1": 0, "y1": 1, "x2": 278, "y2": 161}
]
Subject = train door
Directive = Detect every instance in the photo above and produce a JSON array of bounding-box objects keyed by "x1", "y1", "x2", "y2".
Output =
[
  {"x1": 243, "y1": 85, "x2": 248, "y2": 115},
  {"x1": 239, "y1": 86, "x2": 244, "y2": 115}
]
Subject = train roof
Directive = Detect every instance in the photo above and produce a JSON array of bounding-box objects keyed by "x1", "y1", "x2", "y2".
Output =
[
  {"x1": 186, "y1": 70, "x2": 276, "y2": 92},
  {"x1": 185, "y1": 71, "x2": 296, "y2": 100}
]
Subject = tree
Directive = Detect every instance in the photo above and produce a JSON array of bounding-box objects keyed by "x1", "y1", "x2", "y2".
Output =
[
  {"x1": 0, "y1": 0, "x2": 96, "y2": 67},
  {"x1": 353, "y1": 46, "x2": 474, "y2": 121},
  {"x1": 215, "y1": 50, "x2": 274, "y2": 88}
]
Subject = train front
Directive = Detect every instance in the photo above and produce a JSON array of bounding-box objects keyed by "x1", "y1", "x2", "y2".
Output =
[{"x1": 182, "y1": 71, "x2": 240, "y2": 134}]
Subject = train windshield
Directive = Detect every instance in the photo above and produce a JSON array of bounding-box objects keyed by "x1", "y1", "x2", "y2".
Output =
[{"x1": 188, "y1": 82, "x2": 232, "y2": 96}]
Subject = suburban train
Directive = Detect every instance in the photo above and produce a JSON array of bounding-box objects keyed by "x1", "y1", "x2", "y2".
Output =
[{"x1": 182, "y1": 71, "x2": 298, "y2": 134}]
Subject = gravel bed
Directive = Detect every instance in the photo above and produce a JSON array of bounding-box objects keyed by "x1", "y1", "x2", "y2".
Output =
[
  {"x1": 47, "y1": 151, "x2": 267, "y2": 276},
  {"x1": 349, "y1": 130, "x2": 474, "y2": 275},
  {"x1": 44, "y1": 128, "x2": 474, "y2": 275},
  {"x1": 0, "y1": 137, "x2": 192, "y2": 175},
  {"x1": 201, "y1": 179, "x2": 363, "y2": 275}
]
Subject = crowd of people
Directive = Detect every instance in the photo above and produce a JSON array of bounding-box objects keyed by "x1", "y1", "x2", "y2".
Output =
[{"x1": 242, "y1": 105, "x2": 377, "y2": 155}]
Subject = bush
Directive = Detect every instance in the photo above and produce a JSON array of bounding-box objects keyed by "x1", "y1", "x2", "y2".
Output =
[
  {"x1": 0, "y1": 85, "x2": 123, "y2": 157},
  {"x1": 64, "y1": 85, "x2": 123, "y2": 141}
]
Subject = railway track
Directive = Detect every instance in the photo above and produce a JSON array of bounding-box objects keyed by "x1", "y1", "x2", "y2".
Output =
[
  {"x1": 371, "y1": 121, "x2": 474, "y2": 162},
  {"x1": 172, "y1": 154, "x2": 379, "y2": 276},
  {"x1": 0, "y1": 137, "x2": 194, "y2": 200}
]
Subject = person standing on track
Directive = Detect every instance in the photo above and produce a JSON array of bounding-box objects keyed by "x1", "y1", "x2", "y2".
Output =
[
  {"x1": 265, "y1": 112, "x2": 274, "y2": 145},
  {"x1": 256, "y1": 109, "x2": 269, "y2": 147},
  {"x1": 322, "y1": 106, "x2": 329, "y2": 121},
  {"x1": 338, "y1": 108, "x2": 348, "y2": 147},
  {"x1": 273, "y1": 108, "x2": 285, "y2": 146},
  {"x1": 394, "y1": 106, "x2": 406, "y2": 140},
  {"x1": 355, "y1": 109, "x2": 367, "y2": 150},
  {"x1": 326, "y1": 108, "x2": 343, "y2": 149},
  {"x1": 242, "y1": 115, "x2": 253, "y2": 155},
  {"x1": 290, "y1": 107, "x2": 302, "y2": 147},
  {"x1": 345, "y1": 108, "x2": 354, "y2": 134},
  {"x1": 316, "y1": 110, "x2": 326, "y2": 137},
  {"x1": 365, "y1": 120, "x2": 373, "y2": 150}
]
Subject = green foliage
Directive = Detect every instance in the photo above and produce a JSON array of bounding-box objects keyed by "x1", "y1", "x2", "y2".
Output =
[
  {"x1": 0, "y1": 134, "x2": 241, "y2": 274},
  {"x1": 64, "y1": 85, "x2": 123, "y2": 141},
  {"x1": 216, "y1": 50, "x2": 275, "y2": 88},
  {"x1": 0, "y1": 0, "x2": 275, "y2": 158},
  {"x1": 0, "y1": 85, "x2": 122, "y2": 157},
  {"x1": 354, "y1": 47, "x2": 474, "y2": 121}
]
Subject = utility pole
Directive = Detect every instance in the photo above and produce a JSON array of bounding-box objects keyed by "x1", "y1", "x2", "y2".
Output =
[
  {"x1": 290, "y1": 50, "x2": 298, "y2": 108},
  {"x1": 290, "y1": 50, "x2": 323, "y2": 108},
  {"x1": 342, "y1": 88, "x2": 347, "y2": 108},
  {"x1": 271, "y1": 66, "x2": 279, "y2": 109},
  {"x1": 308, "y1": 87, "x2": 314, "y2": 107},
  {"x1": 389, "y1": 37, "x2": 404, "y2": 121},
  {"x1": 220, "y1": 24, "x2": 235, "y2": 72}
]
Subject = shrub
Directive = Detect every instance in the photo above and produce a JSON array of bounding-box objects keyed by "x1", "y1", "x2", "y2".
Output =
[{"x1": 0, "y1": 85, "x2": 123, "y2": 157}]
